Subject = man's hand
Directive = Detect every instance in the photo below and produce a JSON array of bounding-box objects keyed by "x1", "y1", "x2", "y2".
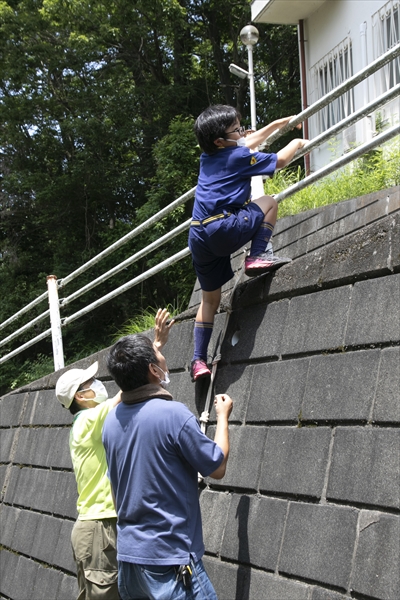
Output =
[
  {"x1": 154, "y1": 308, "x2": 175, "y2": 350},
  {"x1": 214, "y1": 393, "x2": 233, "y2": 420},
  {"x1": 209, "y1": 394, "x2": 233, "y2": 480}
]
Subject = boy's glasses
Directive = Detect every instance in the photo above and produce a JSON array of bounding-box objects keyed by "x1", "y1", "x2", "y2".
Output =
[{"x1": 225, "y1": 125, "x2": 246, "y2": 136}]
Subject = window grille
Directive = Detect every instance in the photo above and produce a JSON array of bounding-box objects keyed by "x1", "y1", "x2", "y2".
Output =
[
  {"x1": 372, "y1": 0, "x2": 400, "y2": 93},
  {"x1": 311, "y1": 37, "x2": 355, "y2": 134}
]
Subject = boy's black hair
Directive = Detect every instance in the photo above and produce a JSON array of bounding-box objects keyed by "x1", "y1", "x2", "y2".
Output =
[
  {"x1": 194, "y1": 104, "x2": 241, "y2": 154},
  {"x1": 107, "y1": 334, "x2": 158, "y2": 391}
]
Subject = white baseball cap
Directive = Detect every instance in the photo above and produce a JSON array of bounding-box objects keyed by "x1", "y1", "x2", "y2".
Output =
[{"x1": 55, "y1": 361, "x2": 99, "y2": 408}]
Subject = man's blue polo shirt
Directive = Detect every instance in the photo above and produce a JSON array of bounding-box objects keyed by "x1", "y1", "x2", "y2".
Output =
[{"x1": 102, "y1": 398, "x2": 224, "y2": 565}]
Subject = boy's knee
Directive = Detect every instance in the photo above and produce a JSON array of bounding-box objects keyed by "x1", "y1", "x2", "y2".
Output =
[{"x1": 253, "y1": 195, "x2": 277, "y2": 214}]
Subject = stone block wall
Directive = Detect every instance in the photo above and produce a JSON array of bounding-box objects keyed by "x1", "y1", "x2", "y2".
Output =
[{"x1": 1, "y1": 187, "x2": 399, "y2": 599}]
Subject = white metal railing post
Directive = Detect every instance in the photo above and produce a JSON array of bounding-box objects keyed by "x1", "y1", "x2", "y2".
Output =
[{"x1": 46, "y1": 275, "x2": 65, "y2": 371}]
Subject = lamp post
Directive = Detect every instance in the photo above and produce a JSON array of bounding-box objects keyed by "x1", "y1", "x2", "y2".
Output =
[
  {"x1": 229, "y1": 25, "x2": 264, "y2": 197},
  {"x1": 229, "y1": 25, "x2": 259, "y2": 130}
]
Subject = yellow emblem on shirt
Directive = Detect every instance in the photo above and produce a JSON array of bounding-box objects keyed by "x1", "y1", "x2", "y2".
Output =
[{"x1": 250, "y1": 156, "x2": 257, "y2": 165}]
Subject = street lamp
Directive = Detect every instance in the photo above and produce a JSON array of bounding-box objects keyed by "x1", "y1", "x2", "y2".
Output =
[
  {"x1": 229, "y1": 25, "x2": 264, "y2": 197},
  {"x1": 229, "y1": 25, "x2": 259, "y2": 130}
]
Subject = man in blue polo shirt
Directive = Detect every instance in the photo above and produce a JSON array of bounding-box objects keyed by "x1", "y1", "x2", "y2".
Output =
[{"x1": 102, "y1": 333, "x2": 233, "y2": 600}]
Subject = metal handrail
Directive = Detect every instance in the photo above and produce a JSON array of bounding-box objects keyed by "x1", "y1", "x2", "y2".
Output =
[{"x1": 1, "y1": 41, "x2": 399, "y2": 368}]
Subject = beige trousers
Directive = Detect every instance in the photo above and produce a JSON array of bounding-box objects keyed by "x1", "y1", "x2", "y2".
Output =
[{"x1": 71, "y1": 518, "x2": 119, "y2": 600}]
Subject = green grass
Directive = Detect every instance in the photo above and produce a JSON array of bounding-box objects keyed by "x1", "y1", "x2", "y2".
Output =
[
  {"x1": 111, "y1": 304, "x2": 181, "y2": 341},
  {"x1": 270, "y1": 137, "x2": 400, "y2": 218}
]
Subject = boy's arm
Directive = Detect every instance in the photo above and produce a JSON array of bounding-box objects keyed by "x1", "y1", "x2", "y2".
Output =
[
  {"x1": 245, "y1": 116, "x2": 301, "y2": 150},
  {"x1": 276, "y1": 138, "x2": 309, "y2": 169}
]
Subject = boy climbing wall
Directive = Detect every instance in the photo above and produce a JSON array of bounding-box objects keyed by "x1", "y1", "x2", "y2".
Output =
[{"x1": 189, "y1": 104, "x2": 308, "y2": 381}]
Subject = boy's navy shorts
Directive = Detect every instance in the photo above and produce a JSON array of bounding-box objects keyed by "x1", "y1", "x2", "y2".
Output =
[{"x1": 188, "y1": 202, "x2": 264, "y2": 292}]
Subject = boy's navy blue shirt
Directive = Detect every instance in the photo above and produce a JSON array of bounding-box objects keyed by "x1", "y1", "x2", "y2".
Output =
[
  {"x1": 192, "y1": 146, "x2": 278, "y2": 221},
  {"x1": 102, "y1": 397, "x2": 223, "y2": 565}
]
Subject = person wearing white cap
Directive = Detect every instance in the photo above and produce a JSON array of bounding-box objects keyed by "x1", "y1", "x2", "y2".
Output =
[{"x1": 56, "y1": 309, "x2": 174, "y2": 600}]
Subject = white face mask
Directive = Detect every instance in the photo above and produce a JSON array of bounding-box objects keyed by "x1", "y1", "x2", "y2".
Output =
[
  {"x1": 224, "y1": 137, "x2": 247, "y2": 147},
  {"x1": 153, "y1": 364, "x2": 171, "y2": 388},
  {"x1": 88, "y1": 379, "x2": 109, "y2": 404}
]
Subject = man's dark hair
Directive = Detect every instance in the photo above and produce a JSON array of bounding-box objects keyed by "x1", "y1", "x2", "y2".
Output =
[
  {"x1": 69, "y1": 398, "x2": 81, "y2": 416},
  {"x1": 194, "y1": 104, "x2": 241, "y2": 154},
  {"x1": 107, "y1": 334, "x2": 158, "y2": 391}
]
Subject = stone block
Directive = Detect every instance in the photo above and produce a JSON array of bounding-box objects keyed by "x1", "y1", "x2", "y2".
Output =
[
  {"x1": 202, "y1": 556, "x2": 248, "y2": 600},
  {"x1": 0, "y1": 504, "x2": 20, "y2": 548},
  {"x1": 0, "y1": 428, "x2": 15, "y2": 462},
  {"x1": 58, "y1": 573, "x2": 79, "y2": 600},
  {"x1": 232, "y1": 274, "x2": 266, "y2": 310},
  {"x1": 222, "y1": 300, "x2": 289, "y2": 363},
  {"x1": 32, "y1": 565, "x2": 63, "y2": 600},
  {"x1": 0, "y1": 549, "x2": 17, "y2": 596},
  {"x1": 209, "y1": 426, "x2": 267, "y2": 490},
  {"x1": 281, "y1": 287, "x2": 352, "y2": 356},
  {"x1": 355, "y1": 187, "x2": 394, "y2": 210},
  {"x1": 345, "y1": 275, "x2": 400, "y2": 346},
  {"x1": 0, "y1": 392, "x2": 27, "y2": 426},
  {"x1": 299, "y1": 213, "x2": 319, "y2": 239},
  {"x1": 321, "y1": 216, "x2": 392, "y2": 285},
  {"x1": 14, "y1": 427, "x2": 73, "y2": 469},
  {"x1": 104, "y1": 379, "x2": 120, "y2": 398},
  {"x1": 335, "y1": 198, "x2": 356, "y2": 221},
  {"x1": 214, "y1": 364, "x2": 254, "y2": 423},
  {"x1": 221, "y1": 494, "x2": 288, "y2": 570},
  {"x1": 279, "y1": 503, "x2": 358, "y2": 589},
  {"x1": 280, "y1": 236, "x2": 308, "y2": 259},
  {"x1": 51, "y1": 470, "x2": 79, "y2": 518},
  {"x1": 0, "y1": 465, "x2": 7, "y2": 496},
  {"x1": 162, "y1": 319, "x2": 194, "y2": 370},
  {"x1": 373, "y1": 347, "x2": 400, "y2": 423},
  {"x1": 365, "y1": 195, "x2": 392, "y2": 225},
  {"x1": 32, "y1": 513, "x2": 63, "y2": 564},
  {"x1": 302, "y1": 350, "x2": 380, "y2": 421},
  {"x1": 312, "y1": 588, "x2": 347, "y2": 600},
  {"x1": 169, "y1": 372, "x2": 200, "y2": 417},
  {"x1": 259, "y1": 427, "x2": 332, "y2": 498},
  {"x1": 387, "y1": 187, "x2": 400, "y2": 213},
  {"x1": 306, "y1": 228, "x2": 327, "y2": 253},
  {"x1": 342, "y1": 207, "x2": 367, "y2": 237},
  {"x1": 207, "y1": 311, "x2": 228, "y2": 364},
  {"x1": 4, "y1": 466, "x2": 77, "y2": 518},
  {"x1": 249, "y1": 570, "x2": 311, "y2": 600},
  {"x1": 200, "y1": 489, "x2": 231, "y2": 555},
  {"x1": 327, "y1": 428, "x2": 400, "y2": 510},
  {"x1": 351, "y1": 512, "x2": 399, "y2": 600},
  {"x1": 8, "y1": 554, "x2": 40, "y2": 600},
  {"x1": 22, "y1": 389, "x2": 73, "y2": 426},
  {"x1": 246, "y1": 358, "x2": 310, "y2": 423},
  {"x1": 316, "y1": 203, "x2": 337, "y2": 229},
  {"x1": 53, "y1": 519, "x2": 76, "y2": 573},
  {"x1": 12, "y1": 509, "x2": 41, "y2": 555},
  {"x1": 391, "y1": 212, "x2": 400, "y2": 270},
  {"x1": 267, "y1": 250, "x2": 324, "y2": 301}
]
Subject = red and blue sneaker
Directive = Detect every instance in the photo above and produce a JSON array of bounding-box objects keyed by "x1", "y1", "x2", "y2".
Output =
[
  {"x1": 190, "y1": 359, "x2": 211, "y2": 382},
  {"x1": 245, "y1": 244, "x2": 292, "y2": 277}
]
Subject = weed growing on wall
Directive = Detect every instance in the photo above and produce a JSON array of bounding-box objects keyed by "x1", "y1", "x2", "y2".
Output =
[{"x1": 271, "y1": 138, "x2": 400, "y2": 218}]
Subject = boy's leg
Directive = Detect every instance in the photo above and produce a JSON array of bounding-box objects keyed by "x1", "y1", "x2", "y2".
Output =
[
  {"x1": 245, "y1": 195, "x2": 292, "y2": 276},
  {"x1": 191, "y1": 288, "x2": 221, "y2": 381},
  {"x1": 249, "y1": 195, "x2": 277, "y2": 256}
]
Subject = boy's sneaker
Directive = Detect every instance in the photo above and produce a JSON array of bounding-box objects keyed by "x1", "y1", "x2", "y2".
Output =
[
  {"x1": 190, "y1": 359, "x2": 211, "y2": 382},
  {"x1": 245, "y1": 246, "x2": 292, "y2": 277}
]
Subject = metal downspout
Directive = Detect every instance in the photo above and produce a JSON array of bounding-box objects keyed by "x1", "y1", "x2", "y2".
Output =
[{"x1": 299, "y1": 20, "x2": 311, "y2": 175}]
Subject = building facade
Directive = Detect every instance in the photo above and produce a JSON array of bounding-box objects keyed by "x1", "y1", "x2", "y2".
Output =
[{"x1": 251, "y1": 0, "x2": 399, "y2": 171}]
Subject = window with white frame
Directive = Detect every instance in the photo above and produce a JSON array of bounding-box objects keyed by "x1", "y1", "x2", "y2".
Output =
[
  {"x1": 372, "y1": 0, "x2": 400, "y2": 94},
  {"x1": 311, "y1": 37, "x2": 355, "y2": 134}
]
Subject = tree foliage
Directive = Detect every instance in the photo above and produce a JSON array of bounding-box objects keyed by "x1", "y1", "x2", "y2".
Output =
[{"x1": 0, "y1": 0, "x2": 300, "y2": 392}]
